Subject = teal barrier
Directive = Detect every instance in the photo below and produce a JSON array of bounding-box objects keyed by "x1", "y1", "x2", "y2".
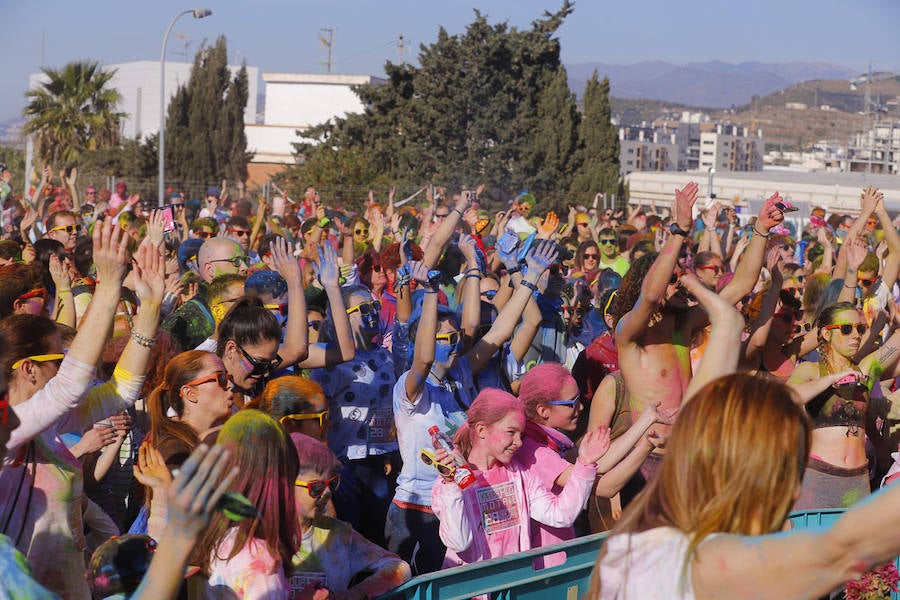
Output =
[
  {"x1": 374, "y1": 532, "x2": 608, "y2": 600},
  {"x1": 376, "y1": 511, "x2": 899, "y2": 600},
  {"x1": 789, "y1": 509, "x2": 900, "y2": 600}
]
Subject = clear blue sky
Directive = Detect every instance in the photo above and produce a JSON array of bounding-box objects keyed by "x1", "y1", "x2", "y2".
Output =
[{"x1": 4, "y1": 0, "x2": 899, "y2": 124}]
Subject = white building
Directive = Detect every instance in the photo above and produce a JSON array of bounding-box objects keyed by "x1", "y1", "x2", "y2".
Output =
[
  {"x1": 29, "y1": 61, "x2": 259, "y2": 141},
  {"x1": 245, "y1": 73, "x2": 385, "y2": 166},
  {"x1": 840, "y1": 121, "x2": 900, "y2": 174},
  {"x1": 698, "y1": 124, "x2": 763, "y2": 172}
]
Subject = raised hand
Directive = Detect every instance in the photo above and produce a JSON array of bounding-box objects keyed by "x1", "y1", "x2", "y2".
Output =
[
  {"x1": 846, "y1": 236, "x2": 868, "y2": 270},
  {"x1": 673, "y1": 181, "x2": 699, "y2": 230},
  {"x1": 408, "y1": 260, "x2": 430, "y2": 286},
  {"x1": 48, "y1": 254, "x2": 71, "y2": 290},
  {"x1": 701, "y1": 202, "x2": 721, "y2": 230},
  {"x1": 270, "y1": 236, "x2": 302, "y2": 286},
  {"x1": 861, "y1": 185, "x2": 883, "y2": 214},
  {"x1": 765, "y1": 247, "x2": 783, "y2": 277},
  {"x1": 132, "y1": 240, "x2": 166, "y2": 305},
  {"x1": 75, "y1": 423, "x2": 118, "y2": 455},
  {"x1": 537, "y1": 211, "x2": 559, "y2": 240},
  {"x1": 578, "y1": 425, "x2": 612, "y2": 465},
  {"x1": 756, "y1": 192, "x2": 785, "y2": 232},
  {"x1": 399, "y1": 229, "x2": 412, "y2": 268},
  {"x1": 92, "y1": 216, "x2": 129, "y2": 286},
  {"x1": 165, "y1": 444, "x2": 237, "y2": 538},
  {"x1": 457, "y1": 233, "x2": 478, "y2": 265},
  {"x1": 147, "y1": 209, "x2": 166, "y2": 249},
  {"x1": 20, "y1": 208, "x2": 38, "y2": 233},
  {"x1": 66, "y1": 167, "x2": 77, "y2": 188},
  {"x1": 524, "y1": 239, "x2": 559, "y2": 273},
  {"x1": 133, "y1": 442, "x2": 173, "y2": 490},
  {"x1": 315, "y1": 242, "x2": 340, "y2": 288}
]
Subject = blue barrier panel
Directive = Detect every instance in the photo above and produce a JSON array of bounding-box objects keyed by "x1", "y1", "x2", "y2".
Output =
[
  {"x1": 789, "y1": 510, "x2": 900, "y2": 600},
  {"x1": 374, "y1": 532, "x2": 608, "y2": 600},
  {"x1": 376, "y1": 511, "x2": 900, "y2": 600}
]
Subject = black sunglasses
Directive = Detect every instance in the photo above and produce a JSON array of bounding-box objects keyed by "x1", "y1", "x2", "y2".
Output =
[
  {"x1": 308, "y1": 320, "x2": 322, "y2": 332},
  {"x1": 823, "y1": 323, "x2": 868, "y2": 336},
  {"x1": 235, "y1": 342, "x2": 282, "y2": 378}
]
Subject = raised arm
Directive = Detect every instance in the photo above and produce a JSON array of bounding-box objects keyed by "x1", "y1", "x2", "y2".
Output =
[
  {"x1": 403, "y1": 261, "x2": 438, "y2": 403},
  {"x1": 422, "y1": 191, "x2": 472, "y2": 268},
  {"x1": 456, "y1": 234, "x2": 482, "y2": 350},
  {"x1": 719, "y1": 193, "x2": 784, "y2": 305},
  {"x1": 270, "y1": 236, "x2": 309, "y2": 366},
  {"x1": 466, "y1": 241, "x2": 558, "y2": 374},
  {"x1": 693, "y1": 482, "x2": 900, "y2": 599},
  {"x1": 680, "y1": 272, "x2": 745, "y2": 403},
  {"x1": 872, "y1": 187, "x2": 900, "y2": 290},
  {"x1": 300, "y1": 242, "x2": 355, "y2": 367},
  {"x1": 617, "y1": 182, "x2": 698, "y2": 345},
  {"x1": 838, "y1": 236, "x2": 867, "y2": 304}
]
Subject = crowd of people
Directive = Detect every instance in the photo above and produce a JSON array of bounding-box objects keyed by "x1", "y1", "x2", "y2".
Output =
[{"x1": 2, "y1": 163, "x2": 900, "y2": 599}]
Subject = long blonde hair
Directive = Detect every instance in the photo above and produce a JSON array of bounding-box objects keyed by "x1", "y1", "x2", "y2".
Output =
[{"x1": 588, "y1": 374, "x2": 811, "y2": 596}]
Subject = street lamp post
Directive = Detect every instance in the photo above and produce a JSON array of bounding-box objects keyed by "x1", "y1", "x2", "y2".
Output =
[{"x1": 159, "y1": 8, "x2": 212, "y2": 207}]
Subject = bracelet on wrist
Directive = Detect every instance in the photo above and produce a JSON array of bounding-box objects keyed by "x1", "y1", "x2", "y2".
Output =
[
  {"x1": 753, "y1": 227, "x2": 770, "y2": 239},
  {"x1": 843, "y1": 283, "x2": 856, "y2": 289},
  {"x1": 465, "y1": 267, "x2": 482, "y2": 275},
  {"x1": 505, "y1": 265, "x2": 520, "y2": 275},
  {"x1": 453, "y1": 207, "x2": 464, "y2": 216},
  {"x1": 130, "y1": 330, "x2": 156, "y2": 348},
  {"x1": 57, "y1": 288, "x2": 73, "y2": 294},
  {"x1": 521, "y1": 280, "x2": 540, "y2": 293},
  {"x1": 464, "y1": 273, "x2": 481, "y2": 280}
]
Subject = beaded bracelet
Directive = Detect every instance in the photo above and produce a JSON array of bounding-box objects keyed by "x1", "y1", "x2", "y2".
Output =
[
  {"x1": 521, "y1": 280, "x2": 539, "y2": 293},
  {"x1": 130, "y1": 330, "x2": 156, "y2": 348}
]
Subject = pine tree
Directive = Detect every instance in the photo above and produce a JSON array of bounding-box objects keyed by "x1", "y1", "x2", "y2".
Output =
[
  {"x1": 570, "y1": 72, "x2": 622, "y2": 207},
  {"x1": 164, "y1": 35, "x2": 250, "y2": 187},
  {"x1": 284, "y1": 2, "x2": 579, "y2": 202}
]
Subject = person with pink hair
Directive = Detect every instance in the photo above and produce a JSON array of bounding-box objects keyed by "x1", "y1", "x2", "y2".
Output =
[
  {"x1": 430, "y1": 388, "x2": 611, "y2": 567},
  {"x1": 517, "y1": 363, "x2": 672, "y2": 563}
]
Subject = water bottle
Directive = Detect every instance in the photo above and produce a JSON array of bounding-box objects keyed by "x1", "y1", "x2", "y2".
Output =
[{"x1": 428, "y1": 426, "x2": 475, "y2": 489}]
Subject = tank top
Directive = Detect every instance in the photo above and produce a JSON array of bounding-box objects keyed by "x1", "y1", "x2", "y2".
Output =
[{"x1": 805, "y1": 362, "x2": 869, "y2": 434}]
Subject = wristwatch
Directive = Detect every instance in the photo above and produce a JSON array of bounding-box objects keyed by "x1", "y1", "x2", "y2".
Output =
[{"x1": 668, "y1": 222, "x2": 690, "y2": 237}]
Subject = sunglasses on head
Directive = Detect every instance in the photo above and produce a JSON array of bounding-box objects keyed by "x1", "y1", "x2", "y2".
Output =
[
  {"x1": 280, "y1": 409, "x2": 329, "y2": 429},
  {"x1": 210, "y1": 256, "x2": 248, "y2": 268},
  {"x1": 547, "y1": 393, "x2": 581, "y2": 408},
  {"x1": 598, "y1": 238, "x2": 616, "y2": 245},
  {"x1": 228, "y1": 228, "x2": 250, "y2": 238},
  {"x1": 235, "y1": 342, "x2": 283, "y2": 378},
  {"x1": 11, "y1": 352, "x2": 66, "y2": 371},
  {"x1": 346, "y1": 299, "x2": 381, "y2": 316},
  {"x1": 823, "y1": 323, "x2": 868, "y2": 336},
  {"x1": 16, "y1": 287, "x2": 47, "y2": 303},
  {"x1": 50, "y1": 224, "x2": 82, "y2": 234},
  {"x1": 183, "y1": 370, "x2": 230, "y2": 391},
  {"x1": 420, "y1": 448, "x2": 456, "y2": 477},
  {"x1": 295, "y1": 474, "x2": 341, "y2": 499},
  {"x1": 264, "y1": 303, "x2": 289, "y2": 317},
  {"x1": 436, "y1": 330, "x2": 461, "y2": 347}
]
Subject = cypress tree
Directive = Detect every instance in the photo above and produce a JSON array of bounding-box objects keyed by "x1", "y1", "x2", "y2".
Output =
[{"x1": 570, "y1": 72, "x2": 622, "y2": 207}]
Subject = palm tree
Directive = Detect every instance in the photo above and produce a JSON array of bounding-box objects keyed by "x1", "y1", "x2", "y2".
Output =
[{"x1": 23, "y1": 60, "x2": 124, "y2": 166}]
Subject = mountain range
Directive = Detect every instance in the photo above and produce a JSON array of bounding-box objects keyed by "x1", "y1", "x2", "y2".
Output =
[{"x1": 566, "y1": 60, "x2": 860, "y2": 108}]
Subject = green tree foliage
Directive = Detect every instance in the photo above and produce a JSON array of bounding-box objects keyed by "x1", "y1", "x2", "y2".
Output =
[
  {"x1": 23, "y1": 60, "x2": 124, "y2": 166},
  {"x1": 164, "y1": 35, "x2": 252, "y2": 185},
  {"x1": 570, "y1": 72, "x2": 623, "y2": 207},
  {"x1": 283, "y1": 2, "x2": 587, "y2": 204}
]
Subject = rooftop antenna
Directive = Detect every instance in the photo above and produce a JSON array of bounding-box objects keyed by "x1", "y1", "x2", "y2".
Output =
[
  {"x1": 319, "y1": 28, "x2": 334, "y2": 73},
  {"x1": 397, "y1": 33, "x2": 405, "y2": 65},
  {"x1": 173, "y1": 33, "x2": 193, "y2": 60}
]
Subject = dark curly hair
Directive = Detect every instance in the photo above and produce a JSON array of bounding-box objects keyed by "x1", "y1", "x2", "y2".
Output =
[{"x1": 609, "y1": 252, "x2": 658, "y2": 325}]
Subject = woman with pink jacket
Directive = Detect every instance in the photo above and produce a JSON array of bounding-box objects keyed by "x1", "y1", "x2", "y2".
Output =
[{"x1": 430, "y1": 388, "x2": 610, "y2": 567}]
